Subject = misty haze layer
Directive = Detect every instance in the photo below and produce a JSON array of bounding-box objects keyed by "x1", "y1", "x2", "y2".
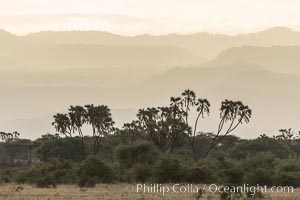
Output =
[{"x1": 0, "y1": 27, "x2": 299, "y2": 139}]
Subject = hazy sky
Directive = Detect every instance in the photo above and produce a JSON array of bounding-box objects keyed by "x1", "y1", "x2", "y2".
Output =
[{"x1": 1, "y1": 0, "x2": 300, "y2": 35}]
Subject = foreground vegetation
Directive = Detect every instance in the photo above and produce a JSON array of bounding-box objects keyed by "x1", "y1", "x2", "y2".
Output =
[{"x1": 1, "y1": 90, "x2": 300, "y2": 199}]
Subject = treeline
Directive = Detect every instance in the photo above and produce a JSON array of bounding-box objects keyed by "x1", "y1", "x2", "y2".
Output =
[{"x1": 0, "y1": 90, "x2": 300, "y2": 191}]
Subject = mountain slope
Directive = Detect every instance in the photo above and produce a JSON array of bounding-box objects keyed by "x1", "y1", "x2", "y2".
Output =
[
  {"x1": 0, "y1": 44, "x2": 196, "y2": 69},
  {"x1": 2, "y1": 27, "x2": 300, "y2": 69},
  {"x1": 212, "y1": 45, "x2": 300, "y2": 74},
  {"x1": 20, "y1": 27, "x2": 300, "y2": 61}
]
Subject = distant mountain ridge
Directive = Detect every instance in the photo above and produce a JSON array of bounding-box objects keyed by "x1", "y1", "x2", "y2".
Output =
[
  {"x1": 1, "y1": 27, "x2": 300, "y2": 138},
  {"x1": 0, "y1": 44, "x2": 195, "y2": 68},
  {"x1": 1, "y1": 27, "x2": 300, "y2": 68},
  {"x1": 212, "y1": 45, "x2": 300, "y2": 74}
]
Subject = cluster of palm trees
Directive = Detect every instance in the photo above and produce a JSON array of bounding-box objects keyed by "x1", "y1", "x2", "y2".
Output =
[
  {"x1": 51, "y1": 89, "x2": 252, "y2": 161},
  {"x1": 136, "y1": 105, "x2": 188, "y2": 153},
  {"x1": 52, "y1": 104, "x2": 114, "y2": 159},
  {"x1": 126, "y1": 89, "x2": 251, "y2": 160}
]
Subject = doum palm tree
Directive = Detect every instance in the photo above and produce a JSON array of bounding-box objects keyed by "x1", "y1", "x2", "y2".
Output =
[
  {"x1": 205, "y1": 100, "x2": 252, "y2": 157},
  {"x1": 181, "y1": 89, "x2": 196, "y2": 126},
  {"x1": 68, "y1": 105, "x2": 87, "y2": 159},
  {"x1": 85, "y1": 104, "x2": 115, "y2": 155}
]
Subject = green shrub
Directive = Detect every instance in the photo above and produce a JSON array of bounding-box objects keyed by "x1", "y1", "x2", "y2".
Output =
[
  {"x1": 0, "y1": 170, "x2": 16, "y2": 183},
  {"x1": 222, "y1": 168, "x2": 244, "y2": 185},
  {"x1": 36, "y1": 137, "x2": 82, "y2": 162},
  {"x1": 114, "y1": 141, "x2": 158, "y2": 168},
  {"x1": 114, "y1": 141, "x2": 158, "y2": 182},
  {"x1": 244, "y1": 168, "x2": 273, "y2": 186},
  {"x1": 230, "y1": 138, "x2": 290, "y2": 159},
  {"x1": 188, "y1": 158, "x2": 220, "y2": 183},
  {"x1": 14, "y1": 158, "x2": 75, "y2": 188},
  {"x1": 239, "y1": 152, "x2": 276, "y2": 186},
  {"x1": 133, "y1": 163, "x2": 153, "y2": 183},
  {"x1": 273, "y1": 157, "x2": 300, "y2": 187},
  {"x1": 77, "y1": 156, "x2": 113, "y2": 187},
  {"x1": 154, "y1": 155, "x2": 187, "y2": 183}
]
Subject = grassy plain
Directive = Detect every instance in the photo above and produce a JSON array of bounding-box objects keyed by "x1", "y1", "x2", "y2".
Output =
[{"x1": 0, "y1": 184, "x2": 298, "y2": 200}]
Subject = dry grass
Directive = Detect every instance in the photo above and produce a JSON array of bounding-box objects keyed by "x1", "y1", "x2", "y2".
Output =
[{"x1": 0, "y1": 184, "x2": 298, "y2": 200}]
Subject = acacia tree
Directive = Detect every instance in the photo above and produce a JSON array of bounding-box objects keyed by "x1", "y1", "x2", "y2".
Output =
[{"x1": 205, "y1": 100, "x2": 252, "y2": 157}]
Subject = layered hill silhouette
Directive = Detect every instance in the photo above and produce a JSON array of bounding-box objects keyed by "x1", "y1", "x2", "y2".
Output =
[
  {"x1": 1, "y1": 44, "x2": 195, "y2": 68},
  {"x1": 1, "y1": 27, "x2": 300, "y2": 138},
  {"x1": 2, "y1": 27, "x2": 300, "y2": 69},
  {"x1": 212, "y1": 45, "x2": 300, "y2": 74}
]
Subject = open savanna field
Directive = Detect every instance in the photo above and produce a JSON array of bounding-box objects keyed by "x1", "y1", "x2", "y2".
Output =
[{"x1": 0, "y1": 184, "x2": 298, "y2": 200}]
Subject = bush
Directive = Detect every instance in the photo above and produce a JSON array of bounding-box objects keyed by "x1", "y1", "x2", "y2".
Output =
[
  {"x1": 239, "y1": 152, "x2": 276, "y2": 186},
  {"x1": 0, "y1": 170, "x2": 16, "y2": 183},
  {"x1": 188, "y1": 158, "x2": 220, "y2": 183},
  {"x1": 230, "y1": 138, "x2": 289, "y2": 159},
  {"x1": 114, "y1": 141, "x2": 158, "y2": 182},
  {"x1": 133, "y1": 163, "x2": 153, "y2": 183},
  {"x1": 154, "y1": 155, "x2": 188, "y2": 183},
  {"x1": 14, "y1": 158, "x2": 75, "y2": 188},
  {"x1": 114, "y1": 141, "x2": 158, "y2": 168},
  {"x1": 36, "y1": 137, "x2": 83, "y2": 162},
  {"x1": 244, "y1": 168, "x2": 273, "y2": 186},
  {"x1": 222, "y1": 168, "x2": 244, "y2": 185},
  {"x1": 78, "y1": 156, "x2": 113, "y2": 187},
  {"x1": 273, "y1": 157, "x2": 300, "y2": 187}
]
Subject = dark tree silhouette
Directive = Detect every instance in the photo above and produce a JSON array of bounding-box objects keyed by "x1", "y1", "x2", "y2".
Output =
[
  {"x1": 0, "y1": 131, "x2": 21, "y2": 166},
  {"x1": 122, "y1": 120, "x2": 142, "y2": 144},
  {"x1": 273, "y1": 128, "x2": 295, "y2": 149},
  {"x1": 68, "y1": 105, "x2": 87, "y2": 159},
  {"x1": 0, "y1": 131, "x2": 20, "y2": 142},
  {"x1": 53, "y1": 104, "x2": 114, "y2": 156},
  {"x1": 52, "y1": 113, "x2": 73, "y2": 138},
  {"x1": 191, "y1": 98, "x2": 210, "y2": 160},
  {"x1": 85, "y1": 104, "x2": 115, "y2": 155},
  {"x1": 137, "y1": 106, "x2": 187, "y2": 153},
  {"x1": 181, "y1": 89, "x2": 196, "y2": 127},
  {"x1": 205, "y1": 100, "x2": 252, "y2": 157},
  {"x1": 172, "y1": 90, "x2": 211, "y2": 160}
]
